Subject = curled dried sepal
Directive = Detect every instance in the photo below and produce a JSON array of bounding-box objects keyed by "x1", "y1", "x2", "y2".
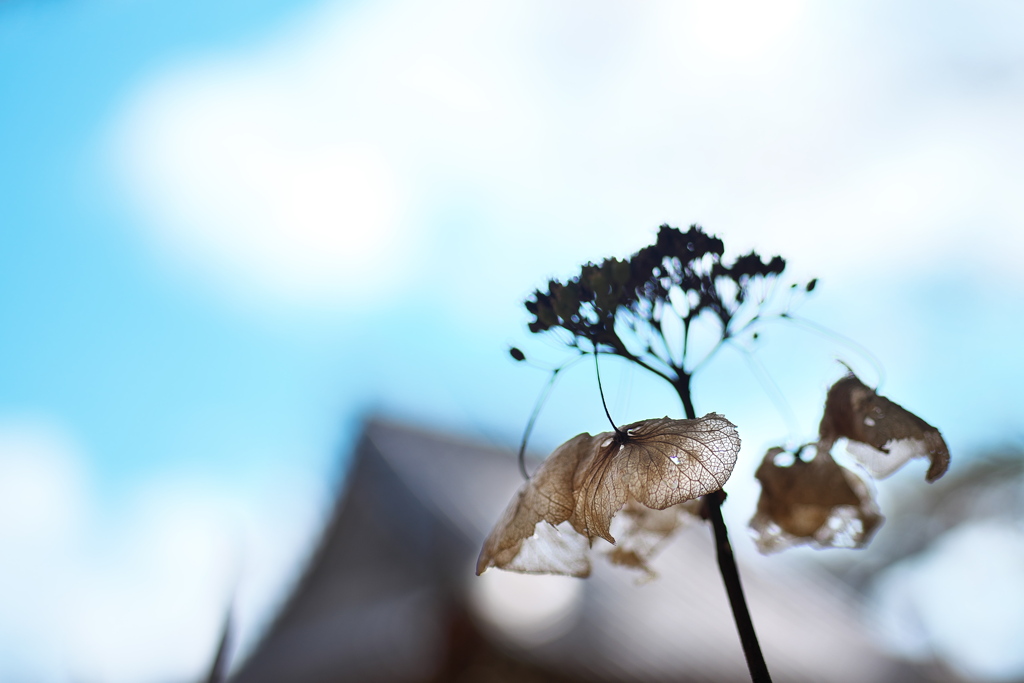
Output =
[
  {"x1": 819, "y1": 373, "x2": 950, "y2": 482},
  {"x1": 476, "y1": 414, "x2": 740, "y2": 577},
  {"x1": 750, "y1": 447, "x2": 883, "y2": 554}
]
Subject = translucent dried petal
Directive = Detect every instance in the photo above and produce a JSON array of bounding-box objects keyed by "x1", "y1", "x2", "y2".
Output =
[
  {"x1": 819, "y1": 373, "x2": 950, "y2": 482},
  {"x1": 476, "y1": 433, "x2": 593, "y2": 577},
  {"x1": 570, "y1": 415, "x2": 740, "y2": 543},
  {"x1": 603, "y1": 499, "x2": 703, "y2": 578},
  {"x1": 477, "y1": 414, "x2": 740, "y2": 576},
  {"x1": 750, "y1": 447, "x2": 883, "y2": 554},
  {"x1": 499, "y1": 520, "x2": 592, "y2": 577}
]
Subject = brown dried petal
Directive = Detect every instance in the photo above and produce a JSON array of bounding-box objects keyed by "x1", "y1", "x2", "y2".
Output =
[
  {"x1": 819, "y1": 373, "x2": 950, "y2": 482},
  {"x1": 603, "y1": 499, "x2": 703, "y2": 578},
  {"x1": 476, "y1": 433, "x2": 593, "y2": 577},
  {"x1": 750, "y1": 448, "x2": 883, "y2": 554},
  {"x1": 476, "y1": 414, "x2": 740, "y2": 576},
  {"x1": 570, "y1": 415, "x2": 740, "y2": 543}
]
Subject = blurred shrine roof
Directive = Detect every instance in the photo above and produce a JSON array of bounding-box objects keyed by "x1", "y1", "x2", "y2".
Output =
[{"x1": 230, "y1": 418, "x2": 915, "y2": 683}]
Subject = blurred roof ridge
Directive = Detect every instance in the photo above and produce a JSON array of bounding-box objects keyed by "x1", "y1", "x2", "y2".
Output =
[{"x1": 232, "y1": 416, "x2": 907, "y2": 683}]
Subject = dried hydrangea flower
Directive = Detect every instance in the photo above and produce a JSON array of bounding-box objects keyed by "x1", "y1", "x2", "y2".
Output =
[
  {"x1": 750, "y1": 447, "x2": 883, "y2": 554},
  {"x1": 477, "y1": 414, "x2": 740, "y2": 577},
  {"x1": 819, "y1": 373, "x2": 950, "y2": 482}
]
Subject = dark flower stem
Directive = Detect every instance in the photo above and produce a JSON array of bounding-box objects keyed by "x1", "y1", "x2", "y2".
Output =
[
  {"x1": 679, "y1": 387, "x2": 772, "y2": 683},
  {"x1": 705, "y1": 492, "x2": 772, "y2": 683}
]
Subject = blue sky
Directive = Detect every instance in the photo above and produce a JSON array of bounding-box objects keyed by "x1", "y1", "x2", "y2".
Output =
[{"x1": 3, "y1": 0, "x2": 1024, "y2": 680}]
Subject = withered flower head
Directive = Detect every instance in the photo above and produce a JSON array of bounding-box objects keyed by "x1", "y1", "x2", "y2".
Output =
[
  {"x1": 819, "y1": 373, "x2": 950, "y2": 482},
  {"x1": 477, "y1": 414, "x2": 740, "y2": 577},
  {"x1": 750, "y1": 447, "x2": 883, "y2": 554},
  {"x1": 751, "y1": 372, "x2": 950, "y2": 554}
]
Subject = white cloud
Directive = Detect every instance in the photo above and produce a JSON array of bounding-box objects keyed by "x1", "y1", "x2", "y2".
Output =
[
  {"x1": 63, "y1": 472, "x2": 325, "y2": 683},
  {"x1": 107, "y1": 0, "x2": 1024, "y2": 320},
  {"x1": 0, "y1": 419, "x2": 90, "y2": 682},
  {"x1": 683, "y1": 0, "x2": 807, "y2": 63},
  {"x1": 0, "y1": 419, "x2": 87, "y2": 545},
  {"x1": 0, "y1": 416, "x2": 325, "y2": 683},
  {"x1": 112, "y1": 57, "x2": 406, "y2": 309}
]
